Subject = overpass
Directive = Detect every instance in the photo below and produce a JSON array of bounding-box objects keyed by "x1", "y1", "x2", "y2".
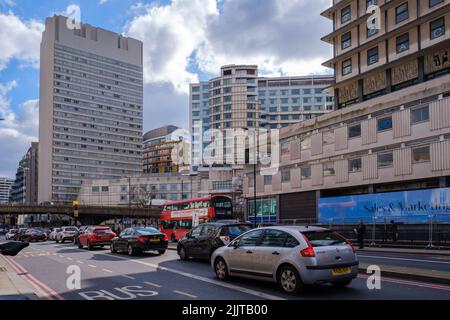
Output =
[{"x1": 0, "y1": 204, "x2": 162, "y2": 225}]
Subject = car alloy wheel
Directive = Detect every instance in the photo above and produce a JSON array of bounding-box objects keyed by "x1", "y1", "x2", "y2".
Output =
[
  {"x1": 214, "y1": 258, "x2": 228, "y2": 280},
  {"x1": 279, "y1": 266, "x2": 303, "y2": 294},
  {"x1": 178, "y1": 247, "x2": 188, "y2": 260},
  {"x1": 127, "y1": 245, "x2": 134, "y2": 256}
]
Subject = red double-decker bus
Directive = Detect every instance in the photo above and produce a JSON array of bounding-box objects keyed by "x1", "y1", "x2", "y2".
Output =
[{"x1": 160, "y1": 195, "x2": 233, "y2": 241}]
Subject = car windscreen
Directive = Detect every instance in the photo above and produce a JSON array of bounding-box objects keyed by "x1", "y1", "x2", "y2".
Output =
[
  {"x1": 135, "y1": 228, "x2": 160, "y2": 235},
  {"x1": 10, "y1": 230, "x2": 18, "y2": 233},
  {"x1": 222, "y1": 225, "x2": 253, "y2": 240},
  {"x1": 302, "y1": 231, "x2": 347, "y2": 247},
  {"x1": 94, "y1": 228, "x2": 112, "y2": 234},
  {"x1": 64, "y1": 227, "x2": 78, "y2": 232}
]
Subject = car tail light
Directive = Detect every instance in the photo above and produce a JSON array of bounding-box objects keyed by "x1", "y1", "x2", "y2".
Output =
[
  {"x1": 300, "y1": 233, "x2": 315, "y2": 257},
  {"x1": 138, "y1": 237, "x2": 146, "y2": 243},
  {"x1": 162, "y1": 234, "x2": 168, "y2": 241},
  {"x1": 334, "y1": 231, "x2": 356, "y2": 253}
]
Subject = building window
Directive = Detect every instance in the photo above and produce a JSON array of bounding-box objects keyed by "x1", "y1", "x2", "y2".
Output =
[
  {"x1": 323, "y1": 162, "x2": 335, "y2": 176},
  {"x1": 411, "y1": 106, "x2": 430, "y2": 124},
  {"x1": 341, "y1": 32, "x2": 352, "y2": 50},
  {"x1": 377, "y1": 116, "x2": 393, "y2": 131},
  {"x1": 349, "y1": 158, "x2": 362, "y2": 172},
  {"x1": 341, "y1": 5, "x2": 351, "y2": 24},
  {"x1": 281, "y1": 169, "x2": 291, "y2": 182},
  {"x1": 395, "y1": 3, "x2": 409, "y2": 24},
  {"x1": 367, "y1": 46, "x2": 379, "y2": 65},
  {"x1": 101, "y1": 186, "x2": 109, "y2": 192},
  {"x1": 429, "y1": 0, "x2": 444, "y2": 7},
  {"x1": 367, "y1": 0, "x2": 378, "y2": 9},
  {"x1": 367, "y1": 26, "x2": 378, "y2": 37},
  {"x1": 342, "y1": 58, "x2": 352, "y2": 76},
  {"x1": 396, "y1": 33, "x2": 410, "y2": 53},
  {"x1": 348, "y1": 123, "x2": 361, "y2": 138},
  {"x1": 301, "y1": 166, "x2": 311, "y2": 179},
  {"x1": 264, "y1": 175, "x2": 272, "y2": 185},
  {"x1": 412, "y1": 146, "x2": 431, "y2": 163},
  {"x1": 378, "y1": 152, "x2": 394, "y2": 168},
  {"x1": 92, "y1": 186, "x2": 100, "y2": 193},
  {"x1": 430, "y1": 17, "x2": 445, "y2": 40}
]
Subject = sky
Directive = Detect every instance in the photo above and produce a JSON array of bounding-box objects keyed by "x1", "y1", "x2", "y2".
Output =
[{"x1": 0, "y1": 0, "x2": 333, "y2": 178}]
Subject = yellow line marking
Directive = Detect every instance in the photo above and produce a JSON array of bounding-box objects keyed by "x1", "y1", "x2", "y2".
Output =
[
  {"x1": 144, "y1": 281, "x2": 162, "y2": 288},
  {"x1": 122, "y1": 275, "x2": 136, "y2": 280},
  {"x1": 102, "y1": 269, "x2": 113, "y2": 273},
  {"x1": 88, "y1": 264, "x2": 97, "y2": 268},
  {"x1": 173, "y1": 290, "x2": 198, "y2": 299}
]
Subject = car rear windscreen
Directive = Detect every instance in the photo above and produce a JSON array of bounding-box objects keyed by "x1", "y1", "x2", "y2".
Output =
[
  {"x1": 65, "y1": 227, "x2": 78, "y2": 231},
  {"x1": 136, "y1": 228, "x2": 160, "y2": 235},
  {"x1": 94, "y1": 228, "x2": 112, "y2": 234},
  {"x1": 223, "y1": 225, "x2": 253, "y2": 239},
  {"x1": 302, "y1": 231, "x2": 347, "y2": 247}
]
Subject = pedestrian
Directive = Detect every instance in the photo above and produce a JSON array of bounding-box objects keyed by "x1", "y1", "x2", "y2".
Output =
[
  {"x1": 390, "y1": 220, "x2": 398, "y2": 243},
  {"x1": 354, "y1": 221, "x2": 366, "y2": 249}
]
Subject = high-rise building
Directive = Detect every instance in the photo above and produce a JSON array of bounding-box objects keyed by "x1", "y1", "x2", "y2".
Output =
[
  {"x1": 242, "y1": 0, "x2": 450, "y2": 225},
  {"x1": 38, "y1": 15, "x2": 144, "y2": 204},
  {"x1": 143, "y1": 125, "x2": 183, "y2": 174},
  {"x1": 189, "y1": 65, "x2": 334, "y2": 169},
  {"x1": 10, "y1": 142, "x2": 39, "y2": 204},
  {"x1": 0, "y1": 177, "x2": 14, "y2": 204}
]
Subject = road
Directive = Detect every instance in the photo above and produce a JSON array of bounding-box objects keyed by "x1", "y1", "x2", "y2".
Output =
[{"x1": 1, "y1": 238, "x2": 450, "y2": 300}]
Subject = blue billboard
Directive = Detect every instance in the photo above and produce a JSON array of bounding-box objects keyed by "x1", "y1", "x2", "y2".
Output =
[{"x1": 318, "y1": 188, "x2": 450, "y2": 223}]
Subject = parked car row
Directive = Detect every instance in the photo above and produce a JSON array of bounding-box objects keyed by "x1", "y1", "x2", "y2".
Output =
[
  {"x1": 176, "y1": 221, "x2": 359, "y2": 295},
  {"x1": 4, "y1": 228, "x2": 48, "y2": 242}
]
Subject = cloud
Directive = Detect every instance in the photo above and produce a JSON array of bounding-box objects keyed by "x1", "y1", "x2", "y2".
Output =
[
  {"x1": 0, "y1": 11, "x2": 44, "y2": 70},
  {"x1": 125, "y1": 0, "x2": 332, "y2": 131},
  {"x1": 99, "y1": 0, "x2": 108, "y2": 4},
  {"x1": 0, "y1": 81, "x2": 38, "y2": 178},
  {"x1": 125, "y1": 0, "x2": 218, "y2": 93}
]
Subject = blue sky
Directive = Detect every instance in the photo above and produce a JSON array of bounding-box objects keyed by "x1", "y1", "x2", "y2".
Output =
[{"x1": 0, "y1": 0, "x2": 332, "y2": 178}]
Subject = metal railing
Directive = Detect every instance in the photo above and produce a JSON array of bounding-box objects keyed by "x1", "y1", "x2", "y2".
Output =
[{"x1": 276, "y1": 214, "x2": 450, "y2": 249}]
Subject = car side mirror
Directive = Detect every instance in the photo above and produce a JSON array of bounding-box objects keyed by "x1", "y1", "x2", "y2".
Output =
[{"x1": 232, "y1": 241, "x2": 239, "y2": 249}]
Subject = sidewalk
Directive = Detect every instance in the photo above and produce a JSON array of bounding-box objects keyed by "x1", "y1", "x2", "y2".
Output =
[
  {"x1": 356, "y1": 247, "x2": 450, "y2": 256},
  {"x1": 0, "y1": 255, "x2": 36, "y2": 300}
]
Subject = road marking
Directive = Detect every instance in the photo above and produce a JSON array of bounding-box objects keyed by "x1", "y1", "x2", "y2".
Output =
[
  {"x1": 88, "y1": 251, "x2": 285, "y2": 300},
  {"x1": 358, "y1": 274, "x2": 450, "y2": 291},
  {"x1": 358, "y1": 254, "x2": 450, "y2": 265},
  {"x1": 77, "y1": 261, "x2": 84, "y2": 264},
  {"x1": 59, "y1": 255, "x2": 65, "y2": 258},
  {"x1": 67, "y1": 257, "x2": 73, "y2": 261},
  {"x1": 122, "y1": 275, "x2": 136, "y2": 280},
  {"x1": 102, "y1": 268, "x2": 113, "y2": 273},
  {"x1": 88, "y1": 264, "x2": 97, "y2": 268},
  {"x1": 144, "y1": 281, "x2": 161, "y2": 288},
  {"x1": 174, "y1": 290, "x2": 198, "y2": 299}
]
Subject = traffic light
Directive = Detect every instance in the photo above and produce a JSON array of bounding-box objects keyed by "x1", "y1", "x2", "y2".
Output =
[{"x1": 73, "y1": 201, "x2": 79, "y2": 218}]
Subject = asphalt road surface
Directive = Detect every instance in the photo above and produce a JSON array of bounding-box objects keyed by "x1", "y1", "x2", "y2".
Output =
[{"x1": 2, "y1": 239, "x2": 450, "y2": 300}]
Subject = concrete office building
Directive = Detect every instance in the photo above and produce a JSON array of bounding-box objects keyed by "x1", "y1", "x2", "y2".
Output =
[
  {"x1": 243, "y1": 0, "x2": 450, "y2": 224},
  {"x1": 0, "y1": 177, "x2": 13, "y2": 204},
  {"x1": 77, "y1": 174, "x2": 201, "y2": 206},
  {"x1": 38, "y1": 15, "x2": 143, "y2": 204},
  {"x1": 10, "y1": 142, "x2": 39, "y2": 204}
]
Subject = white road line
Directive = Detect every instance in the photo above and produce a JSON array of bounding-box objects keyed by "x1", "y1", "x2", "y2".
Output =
[
  {"x1": 88, "y1": 264, "x2": 97, "y2": 268},
  {"x1": 174, "y1": 290, "x2": 198, "y2": 299},
  {"x1": 358, "y1": 254, "x2": 450, "y2": 265},
  {"x1": 122, "y1": 275, "x2": 136, "y2": 280},
  {"x1": 88, "y1": 251, "x2": 285, "y2": 300},
  {"x1": 144, "y1": 281, "x2": 162, "y2": 288},
  {"x1": 76, "y1": 261, "x2": 84, "y2": 264},
  {"x1": 102, "y1": 268, "x2": 113, "y2": 273}
]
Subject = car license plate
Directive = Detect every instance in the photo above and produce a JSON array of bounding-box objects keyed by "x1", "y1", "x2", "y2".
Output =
[
  {"x1": 149, "y1": 239, "x2": 160, "y2": 243},
  {"x1": 331, "y1": 267, "x2": 351, "y2": 276}
]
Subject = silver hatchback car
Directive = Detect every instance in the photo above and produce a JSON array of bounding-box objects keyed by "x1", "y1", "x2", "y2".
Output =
[{"x1": 211, "y1": 226, "x2": 358, "y2": 294}]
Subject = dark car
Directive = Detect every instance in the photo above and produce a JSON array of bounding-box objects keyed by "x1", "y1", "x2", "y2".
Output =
[
  {"x1": 111, "y1": 227, "x2": 168, "y2": 256},
  {"x1": 177, "y1": 221, "x2": 253, "y2": 261},
  {"x1": 14, "y1": 228, "x2": 29, "y2": 241},
  {"x1": 23, "y1": 229, "x2": 47, "y2": 242}
]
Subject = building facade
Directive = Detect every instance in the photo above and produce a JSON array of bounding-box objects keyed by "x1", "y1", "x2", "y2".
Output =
[
  {"x1": 38, "y1": 15, "x2": 144, "y2": 204},
  {"x1": 77, "y1": 174, "x2": 201, "y2": 206},
  {"x1": 10, "y1": 142, "x2": 39, "y2": 204},
  {"x1": 143, "y1": 125, "x2": 183, "y2": 174},
  {"x1": 243, "y1": 0, "x2": 450, "y2": 224},
  {"x1": 0, "y1": 177, "x2": 13, "y2": 204}
]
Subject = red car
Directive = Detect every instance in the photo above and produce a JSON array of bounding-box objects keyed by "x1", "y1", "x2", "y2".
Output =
[{"x1": 78, "y1": 226, "x2": 116, "y2": 250}]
